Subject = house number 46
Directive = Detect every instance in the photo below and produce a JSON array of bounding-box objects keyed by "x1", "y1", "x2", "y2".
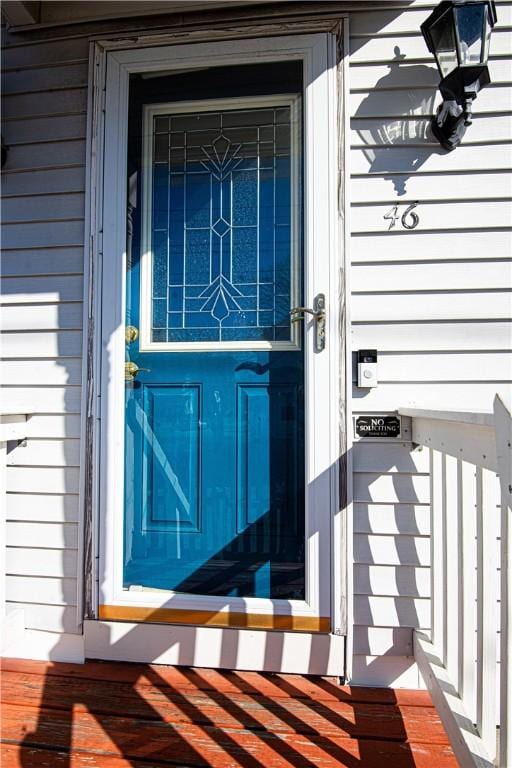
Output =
[{"x1": 384, "y1": 202, "x2": 420, "y2": 230}]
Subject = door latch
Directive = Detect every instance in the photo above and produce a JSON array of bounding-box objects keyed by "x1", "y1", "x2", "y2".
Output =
[
  {"x1": 290, "y1": 293, "x2": 326, "y2": 352},
  {"x1": 125, "y1": 361, "x2": 150, "y2": 381}
]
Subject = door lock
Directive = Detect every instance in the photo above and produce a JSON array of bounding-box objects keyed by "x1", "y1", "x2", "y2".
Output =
[
  {"x1": 125, "y1": 361, "x2": 150, "y2": 381},
  {"x1": 290, "y1": 293, "x2": 326, "y2": 351},
  {"x1": 125, "y1": 325, "x2": 139, "y2": 343}
]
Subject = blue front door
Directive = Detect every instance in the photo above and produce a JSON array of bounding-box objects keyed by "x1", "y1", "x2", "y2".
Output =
[{"x1": 124, "y1": 92, "x2": 305, "y2": 601}]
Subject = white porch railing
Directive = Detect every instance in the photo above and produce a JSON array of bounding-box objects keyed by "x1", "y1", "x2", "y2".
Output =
[{"x1": 400, "y1": 396, "x2": 512, "y2": 768}]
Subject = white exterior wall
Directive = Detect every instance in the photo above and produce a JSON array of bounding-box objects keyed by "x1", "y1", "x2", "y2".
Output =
[
  {"x1": 348, "y1": 1, "x2": 512, "y2": 686},
  {"x1": 1, "y1": 34, "x2": 89, "y2": 660},
  {"x1": 1, "y1": 1, "x2": 511, "y2": 680}
]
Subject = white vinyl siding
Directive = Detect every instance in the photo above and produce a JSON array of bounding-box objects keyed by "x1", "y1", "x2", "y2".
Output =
[
  {"x1": 349, "y1": 0, "x2": 512, "y2": 685},
  {"x1": 1, "y1": 36, "x2": 87, "y2": 636}
]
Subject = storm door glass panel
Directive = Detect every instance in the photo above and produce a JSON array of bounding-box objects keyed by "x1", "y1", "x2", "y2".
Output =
[
  {"x1": 144, "y1": 98, "x2": 299, "y2": 349},
  {"x1": 125, "y1": 74, "x2": 304, "y2": 602}
]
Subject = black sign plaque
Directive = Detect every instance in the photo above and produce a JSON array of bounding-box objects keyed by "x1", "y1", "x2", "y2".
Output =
[{"x1": 355, "y1": 415, "x2": 401, "y2": 438}]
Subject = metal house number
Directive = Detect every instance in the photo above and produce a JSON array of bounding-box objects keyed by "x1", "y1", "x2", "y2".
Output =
[{"x1": 384, "y1": 202, "x2": 420, "y2": 231}]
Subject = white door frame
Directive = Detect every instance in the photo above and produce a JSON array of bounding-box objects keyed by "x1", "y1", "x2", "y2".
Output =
[{"x1": 84, "y1": 31, "x2": 345, "y2": 674}]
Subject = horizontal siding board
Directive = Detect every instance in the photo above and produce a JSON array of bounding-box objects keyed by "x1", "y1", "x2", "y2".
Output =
[
  {"x1": 7, "y1": 466, "x2": 80, "y2": 494},
  {"x1": 1, "y1": 332, "x2": 82, "y2": 358},
  {"x1": 1, "y1": 39, "x2": 90, "y2": 69},
  {"x1": 1, "y1": 249, "x2": 84, "y2": 277},
  {"x1": 349, "y1": 4, "x2": 512, "y2": 36},
  {"x1": 353, "y1": 503, "x2": 430, "y2": 536},
  {"x1": 350, "y1": 61, "x2": 437, "y2": 90},
  {"x1": 350, "y1": 143, "x2": 512, "y2": 175},
  {"x1": 354, "y1": 533, "x2": 430, "y2": 566},
  {"x1": 19, "y1": 415, "x2": 81, "y2": 439},
  {"x1": 352, "y1": 382, "x2": 508, "y2": 410},
  {"x1": 6, "y1": 522, "x2": 78, "y2": 549},
  {"x1": 6, "y1": 575, "x2": 77, "y2": 605},
  {"x1": 7, "y1": 493, "x2": 79, "y2": 522},
  {"x1": 354, "y1": 564, "x2": 431, "y2": 598},
  {"x1": 350, "y1": 61, "x2": 512, "y2": 90},
  {"x1": 1, "y1": 360, "x2": 82, "y2": 386},
  {"x1": 1, "y1": 62, "x2": 89, "y2": 94},
  {"x1": 351, "y1": 291, "x2": 512, "y2": 322},
  {"x1": 1, "y1": 221, "x2": 84, "y2": 250},
  {"x1": 1, "y1": 276, "x2": 83, "y2": 303},
  {"x1": 2, "y1": 166, "x2": 85, "y2": 196},
  {"x1": 350, "y1": 229, "x2": 512, "y2": 261},
  {"x1": 6, "y1": 547, "x2": 77, "y2": 578},
  {"x1": 351, "y1": 200, "x2": 511, "y2": 234},
  {"x1": 349, "y1": 8, "x2": 438, "y2": 37},
  {"x1": 2, "y1": 193, "x2": 85, "y2": 223},
  {"x1": 350, "y1": 169, "x2": 512, "y2": 204},
  {"x1": 4, "y1": 602, "x2": 79, "y2": 633},
  {"x1": 374, "y1": 351, "x2": 512, "y2": 382},
  {"x1": 352, "y1": 260, "x2": 512, "y2": 291},
  {"x1": 2, "y1": 114, "x2": 87, "y2": 145},
  {"x1": 2, "y1": 88, "x2": 87, "y2": 120},
  {"x1": 3, "y1": 141, "x2": 86, "y2": 173},
  {"x1": 352, "y1": 321, "x2": 512, "y2": 351},
  {"x1": 0, "y1": 386, "x2": 82, "y2": 414},
  {"x1": 352, "y1": 626, "x2": 413, "y2": 656},
  {"x1": 6, "y1": 438, "x2": 81, "y2": 467},
  {"x1": 349, "y1": 29, "x2": 511, "y2": 63},
  {"x1": 351, "y1": 115, "x2": 512, "y2": 147},
  {"x1": 353, "y1": 595, "x2": 430, "y2": 628},
  {"x1": 353, "y1": 442, "x2": 429, "y2": 472},
  {"x1": 353, "y1": 473, "x2": 430, "y2": 504},
  {"x1": 1, "y1": 304, "x2": 83, "y2": 331}
]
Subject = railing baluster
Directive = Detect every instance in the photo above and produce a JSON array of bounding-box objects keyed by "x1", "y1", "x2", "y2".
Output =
[
  {"x1": 445, "y1": 454, "x2": 462, "y2": 692},
  {"x1": 461, "y1": 460, "x2": 477, "y2": 727},
  {"x1": 476, "y1": 467, "x2": 498, "y2": 761},
  {"x1": 431, "y1": 448, "x2": 445, "y2": 655}
]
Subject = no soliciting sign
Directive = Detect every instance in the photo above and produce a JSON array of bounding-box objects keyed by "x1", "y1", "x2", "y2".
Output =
[{"x1": 355, "y1": 415, "x2": 401, "y2": 438}]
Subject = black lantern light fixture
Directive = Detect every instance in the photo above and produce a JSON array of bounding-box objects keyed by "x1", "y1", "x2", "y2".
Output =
[{"x1": 421, "y1": 0, "x2": 497, "y2": 151}]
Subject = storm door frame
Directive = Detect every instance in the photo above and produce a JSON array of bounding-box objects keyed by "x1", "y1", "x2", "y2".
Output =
[{"x1": 83, "y1": 29, "x2": 350, "y2": 674}]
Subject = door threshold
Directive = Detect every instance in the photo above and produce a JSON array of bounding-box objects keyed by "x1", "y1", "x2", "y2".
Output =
[{"x1": 84, "y1": 619, "x2": 345, "y2": 675}]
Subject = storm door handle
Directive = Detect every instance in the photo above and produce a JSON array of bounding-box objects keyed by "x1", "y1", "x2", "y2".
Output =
[{"x1": 290, "y1": 293, "x2": 326, "y2": 352}]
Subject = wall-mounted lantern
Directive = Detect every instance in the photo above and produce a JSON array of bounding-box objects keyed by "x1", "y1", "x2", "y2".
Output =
[{"x1": 421, "y1": 0, "x2": 497, "y2": 150}]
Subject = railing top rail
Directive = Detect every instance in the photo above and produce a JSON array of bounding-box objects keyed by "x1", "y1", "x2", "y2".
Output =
[
  {"x1": 399, "y1": 407, "x2": 497, "y2": 471},
  {"x1": 398, "y1": 408, "x2": 495, "y2": 428}
]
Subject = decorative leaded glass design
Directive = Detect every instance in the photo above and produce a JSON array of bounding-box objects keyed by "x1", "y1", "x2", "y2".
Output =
[{"x1": 145, "y1": 99, "x2": 300, "y2": 347}]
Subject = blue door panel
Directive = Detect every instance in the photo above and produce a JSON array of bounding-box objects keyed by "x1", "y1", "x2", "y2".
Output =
[{"x1": 142, "y1": 385, "x2": 200, "y2": 532}]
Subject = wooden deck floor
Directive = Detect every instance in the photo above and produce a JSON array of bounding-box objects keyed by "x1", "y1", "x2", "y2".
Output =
[{"x1": 1, "y1": 658, "x2": 459, "y2": 767}]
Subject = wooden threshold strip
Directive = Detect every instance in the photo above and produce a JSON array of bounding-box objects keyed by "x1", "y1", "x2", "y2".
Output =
[{"x1": 99, "y1": 604, "x2": 330, "y2": 632}]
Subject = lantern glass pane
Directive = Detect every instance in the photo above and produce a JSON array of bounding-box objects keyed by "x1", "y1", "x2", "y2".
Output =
[
  {"x1": 483, "y1": 7, "x2": 492, "y2": 61},
  {"x1": 430, "y1": 11, "x2": 458, "y2": 77},
  {"x1": 455, "y1": 4, "x2": 486, "y2": 65}
]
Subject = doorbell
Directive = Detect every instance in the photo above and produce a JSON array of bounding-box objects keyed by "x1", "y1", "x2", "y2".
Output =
[{"x1": 357, "y1": 349, "x2": 378, "y2": 388}]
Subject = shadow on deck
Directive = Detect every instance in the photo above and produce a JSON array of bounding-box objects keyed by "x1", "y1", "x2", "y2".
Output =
[{"x1": 1, "y1": 657, "x2": 459, "y2": 767}]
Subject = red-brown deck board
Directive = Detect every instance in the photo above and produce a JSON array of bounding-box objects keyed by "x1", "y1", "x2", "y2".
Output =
[{"x1": 0, "y1": 658, "x2": 459, "y2": 767}]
